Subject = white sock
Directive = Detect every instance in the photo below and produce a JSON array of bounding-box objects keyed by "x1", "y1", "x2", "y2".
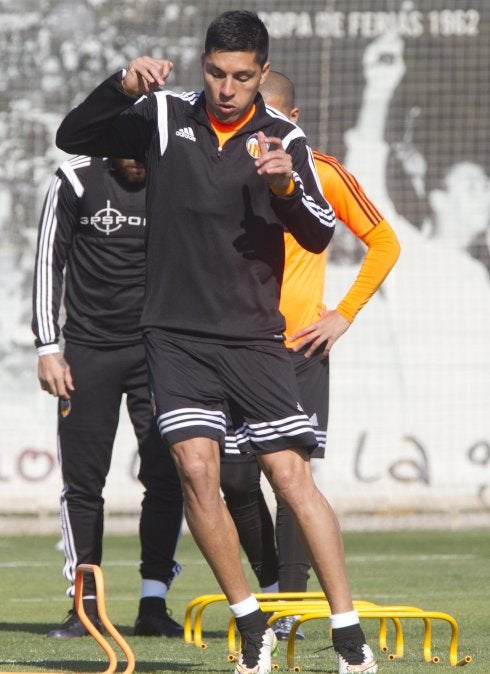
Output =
[
  {"x1": 330, "y1": 610, "x2": 359, "y2": 629},
  {"x1": 141, "y1": 579, "x2": 168, "y2": 600},
  {"x1": 260, "y1": 581, "x2": 278, "y2": 594},
  {"x1": 229, "y1": 595, "x2": 260, "y2": 618}
]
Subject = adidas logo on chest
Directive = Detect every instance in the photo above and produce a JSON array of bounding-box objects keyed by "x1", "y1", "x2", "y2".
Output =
[{"x1": 175, "y1": 127, "x2": 196, "y2": 142}]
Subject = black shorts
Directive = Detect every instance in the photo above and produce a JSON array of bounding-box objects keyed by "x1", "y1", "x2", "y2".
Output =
[
  {"x1": 225, "y1": 348, "x2": 329, "y2": 459},
  {"x1": 144, "y1": 329, "x2": 318, "y2": 455}
]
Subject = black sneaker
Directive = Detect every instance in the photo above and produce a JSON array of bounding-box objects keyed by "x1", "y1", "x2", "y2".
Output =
[
  {"x1": 333, "y1": 624, "x2": 377, "y2": 674},
  {"x1": 47, "y1": 608, "x2": 103, "y2": 638},
  {"x1": 133, "y1": 597, "x2": 183, "y2": 637},
  {"x1": 235, "y1": 610, "x2": 277, "y2": 674}
]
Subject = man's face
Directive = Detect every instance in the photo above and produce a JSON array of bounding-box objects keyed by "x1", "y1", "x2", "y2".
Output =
[
  {"x1": 430, "y1": 162, "x2": 490, "y2": 242},
  {"x1": 201, "y1": 49, "x2": 270, "y2": 124},
  {"x1": 445, "y1": 162, "x2": 490, "y2": 212},
  {"x1": 111, "y1": 159, "x2": 146, "y2": 184}
]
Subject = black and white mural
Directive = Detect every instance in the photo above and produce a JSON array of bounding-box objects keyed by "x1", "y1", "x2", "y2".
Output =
[{"x1": 0, "y1": 0, "x2": 488, "y2": 516}]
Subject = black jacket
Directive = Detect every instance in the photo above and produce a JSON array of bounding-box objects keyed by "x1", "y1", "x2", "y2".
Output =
[
  {"x1": 56, "y1": 72, "x2": 335, "y2": 341},
  {"x1": 32, "y1": 156, "x2": 147, "y2": 349}
]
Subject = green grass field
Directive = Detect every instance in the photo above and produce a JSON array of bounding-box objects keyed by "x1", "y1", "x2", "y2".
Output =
[{"x1": 1, "y1": 530, "x2": 489, "y2": 673}]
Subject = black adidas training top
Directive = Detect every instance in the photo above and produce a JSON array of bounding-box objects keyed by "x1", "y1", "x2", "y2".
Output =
[
  {"x1": 56, "y1": 72, "x2": 336, "y2": 342},
  {"x1": 32, "y1": 156, "x2": 147, "y2": 350}
]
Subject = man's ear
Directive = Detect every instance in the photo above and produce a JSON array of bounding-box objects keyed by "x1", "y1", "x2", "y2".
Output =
[
  {"x1": 290, "y1": 106, "x2": 300, "y2": 124},
  {"x1": 260, "y1": 62, "x2": 271, "y2": 84}
]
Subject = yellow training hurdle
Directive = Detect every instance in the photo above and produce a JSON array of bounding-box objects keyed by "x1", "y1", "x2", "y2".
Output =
[
  {"x1": 184, "y1": 591, "x2": 326, "y2": 647},
  {"x1": 284, "y1": 605, "x2": 472, "y2": 671},
  {"x1": 184, "y1": 591, "x2": 472, "y2": 669}
]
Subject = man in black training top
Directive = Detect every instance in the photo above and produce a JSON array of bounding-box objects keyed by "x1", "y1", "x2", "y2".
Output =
[
  {"x1": 32, "y1": 156, "x2": 184, "y2": 639},
  {"x1": 55, "y1": 10, "x2": 377, "y2": 674}
]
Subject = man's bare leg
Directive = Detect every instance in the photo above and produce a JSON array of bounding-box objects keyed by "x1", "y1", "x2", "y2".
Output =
[
  {"x1": 171, "y1": 437, "x2": 277, "y2": 673},
  {"x1": 259, "y1": 448, "x2": 378, "y2": 672},
  {"x1": 258, "y1": 448, "x2": 352, "y2": 613},
  {"x1": 170, "y1": 437, "x2": 251, "y2": 604}
]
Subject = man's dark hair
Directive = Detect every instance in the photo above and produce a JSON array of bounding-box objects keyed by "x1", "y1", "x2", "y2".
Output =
[{"x1": 204, "y1": 10, "x2": 269, "y2": 66}]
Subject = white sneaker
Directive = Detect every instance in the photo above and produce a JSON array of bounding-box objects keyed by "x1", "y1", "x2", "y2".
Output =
[
  {"x1": 335, "y1": 641, "x2": 378, "y2": 673},
  {"x1": 234, "y1": 626, "x2": 277, "y2": 674},
  {"x1": 273, "y1": 616, "x2": 305, "y2": 641}
]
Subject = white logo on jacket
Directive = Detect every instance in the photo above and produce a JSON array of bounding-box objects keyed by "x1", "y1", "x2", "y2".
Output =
[
  {"x1": 175, "y1": 127, "x2": 196, "y2": 142},
  {"x1": 79, "y1": 200, "x2": 146, "y2": 235}
]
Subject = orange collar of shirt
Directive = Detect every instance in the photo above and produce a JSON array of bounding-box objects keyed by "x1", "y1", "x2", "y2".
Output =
[{"x1": 207, "y1": 105, "x2": 256, "y2": 148}]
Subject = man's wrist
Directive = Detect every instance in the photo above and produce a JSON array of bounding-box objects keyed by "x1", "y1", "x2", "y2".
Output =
[
  {"x1": 119, "y1": 69, "x2": 138, "y2": 98},
  {"x1": 335, "y1": 303, "x2": 355, "y2": 324},
  {"x1": 271, "y1": 177, "x2": 295, "y2": 196},
  {"x1": 37, "y1": 344, "x2": 60, "y2": 357}
]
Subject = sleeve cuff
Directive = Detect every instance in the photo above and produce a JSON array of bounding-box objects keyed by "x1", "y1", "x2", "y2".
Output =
[
  {"x1": 37, "y1": 344, "x2": 61, "y2": 356},
  {"x1": 271, "y1": 177, "x2": 296, "y2": 197},
  {"x1": 336, "y1": 303, "x2": 355, "y2": 323}
]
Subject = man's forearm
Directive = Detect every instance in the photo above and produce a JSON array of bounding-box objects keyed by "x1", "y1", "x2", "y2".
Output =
[
  {"x1": 271, "y1": 180, "x2": 335, "y2": 253},
  {"x1": 56, "y1": 72, "x2": 139, "y2": 157}
]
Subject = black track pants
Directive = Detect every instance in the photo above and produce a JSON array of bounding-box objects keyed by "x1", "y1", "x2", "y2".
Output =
[{"x1": 58, "y1": 342, "x2": 183, "y2": 597}]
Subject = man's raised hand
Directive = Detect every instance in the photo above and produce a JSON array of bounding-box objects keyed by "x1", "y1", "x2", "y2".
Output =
[
  {"x1": 122, "y1": 56, "x2": 173, "y2": 97},
  {"x1": 255, "y1": 131, "x2": 293, "y2": 193}
]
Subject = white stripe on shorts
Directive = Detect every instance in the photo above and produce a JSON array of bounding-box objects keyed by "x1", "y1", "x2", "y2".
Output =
[
  {"x1": 315, "y1": 429, "x2": 327, "y2": 450},
  {"x1": 235, "y1": 413, "x2": 313, "y2": 445},
  {"x1": 157, "y1": 407, "x2": 226, "y2": 435},
  {"x1": 224, "y1": 435, "x2": 240, "y2": 453}
]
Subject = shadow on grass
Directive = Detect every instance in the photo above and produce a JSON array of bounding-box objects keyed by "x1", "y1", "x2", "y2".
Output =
[
  {"x1": 0, "y1": 622, "x2": 53, "y2": 635},
  {"x1": 0, "y1": 661, "x2": 202, "y2": 672},
  {"x1": 0, "y1": 623, "x2": 226, "y2": 672},
  {"x1": 0, "y1": 623, "x2": 140, "y2": 637}
]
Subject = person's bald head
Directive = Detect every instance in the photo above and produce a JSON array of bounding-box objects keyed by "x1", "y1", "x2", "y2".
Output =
[{"x1": 260, "y1": 70, "x2": 299, "y2": 122}]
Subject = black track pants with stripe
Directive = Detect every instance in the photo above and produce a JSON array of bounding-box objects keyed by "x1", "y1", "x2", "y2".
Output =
[{"x1": 57, "y1": 342, "x2": 183, "y2": 598}]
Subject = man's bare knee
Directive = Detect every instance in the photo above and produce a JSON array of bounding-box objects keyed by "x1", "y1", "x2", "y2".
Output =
[
  {"x1": 170, "y1": 437, "x2": 220, "y2": 489},
  {"x1": 259, "y1": 448, "x2": 314, "y2": 506}
]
